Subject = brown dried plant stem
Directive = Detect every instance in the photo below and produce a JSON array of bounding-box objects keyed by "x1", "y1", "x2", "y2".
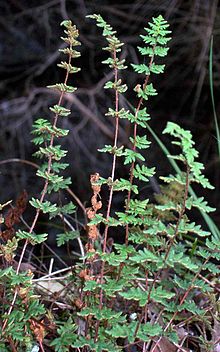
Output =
[
  {"x1": 102, "y1": 51, "x2": 120, "y2": 255},
  {"x1": 94, "y1": 49, "x2": 120, "y2": 341},
  {"x1": 99, "y1": 49, "x2": 119, "y2": 299},
  {"x1": 2, "y1": 47, "x2": 73, "y2": 332}
]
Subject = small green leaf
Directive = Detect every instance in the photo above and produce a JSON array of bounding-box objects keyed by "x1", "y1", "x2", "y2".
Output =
[
  {"x1": 49, "y1": 105, "x2": 71, "y2": 117},
  {"x1": 30, "y1": 198, "x2": 58, "y2": 214},
  {"x1": 16, "y1": 230, "x2": 47, "y2": 245},
  {"x1": 47, "y1": 83, "x2": 77, "y2": 93},
  {"x1": 57, "y1": 231, "x2": 80, "y2": 246}
]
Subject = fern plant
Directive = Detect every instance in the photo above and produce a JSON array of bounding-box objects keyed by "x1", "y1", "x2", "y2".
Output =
[
  {"x1": 0, "y1": 13, "x2": 219, "y2": 352},
  {"x1": 69, "y1": 14, "x2": 219, "y2": 352},
  {"x1": 0, "y1": 20, "x2": 81, "y2": 351}
]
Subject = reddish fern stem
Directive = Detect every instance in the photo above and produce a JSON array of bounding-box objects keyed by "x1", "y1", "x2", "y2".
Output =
[
  {"x1": 102, "y1": 49, "x2": 120, "y2": 256},
  {"x1": 125, "y1": 50, "x2": 155, "y2": 245},
  {"x1": 98, "y1": 48, "x2": 119, "y2": 310},
  {"x1": 94, "y1": 48, "x2": 120, "y2": 342}
]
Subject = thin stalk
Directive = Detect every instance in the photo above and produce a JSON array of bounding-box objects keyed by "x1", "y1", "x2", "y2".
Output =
[
  {"x1": 125, "y1": 49, "x2": 155, "y2": 245},
  {"x1": 97, "y1": 48, "x2": 120, "y2": 317},
  {"x1": 102, "y1": 49, "x2": 120, "y2": 256},
  {"x1": 93, "y1": 47, "x2": 120, "y2": 342},
  {"x1": 142, "y1": 271, "x2": 149, "y2": 352}
]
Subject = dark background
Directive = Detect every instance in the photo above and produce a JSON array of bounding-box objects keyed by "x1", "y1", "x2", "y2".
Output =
[{"x1": 0, "y1": 0, "x2": 219, "y2": 231}]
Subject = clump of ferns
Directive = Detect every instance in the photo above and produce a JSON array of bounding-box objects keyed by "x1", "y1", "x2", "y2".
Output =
[
  {"x1": 0, "y1": 14, "x2": 219, "y2": 352},
  {"x1": 74, "y1": 15, "x2": 219, "y2": 352}
]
